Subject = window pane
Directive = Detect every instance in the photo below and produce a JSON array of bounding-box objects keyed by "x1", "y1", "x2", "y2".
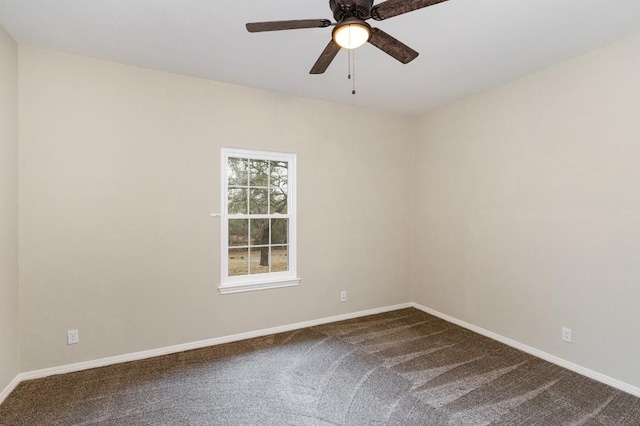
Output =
[
  {"x1": 250, "y1": 219, "x2": 269, "y2": 246},
  {"x1": 228, "y1": 158, "x2": 248, "y2": 186},
  {"x1": 249, "y1": 188, "x2": 268, "y2": 214},
  {"x1": 271, "y1": 219, "x2": 288, "y2": 244},
  {"x1": 227, "y1": 188, "x2": 248, "y2": 214},
  {"x1": 250, "y1": 248, "x2": 270, "y2": 275},
  {"x1": 228, "y1": 219, "x2": 248, "y2": 247},
  {"x1": 222, "y1": 149, "x2": 296, "y2": 285},
  {"x1": 270, "y1": 188, "x2": 287, "y2": 214},
  {"x1": 229, "y1": 248, "x2": 249, "y2": 276},
  {"x1": 271, "y1": 246, "x2": 289, "y2": 272},
  {"x1": 270, "y1": 161, "x2": 288, "y2": 190},
  {"x1": 249, "y1": 159, "x2": 269, "y2": 187}
]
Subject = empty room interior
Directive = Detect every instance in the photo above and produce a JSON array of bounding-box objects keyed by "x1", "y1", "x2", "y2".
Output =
[{"x1": 1, "y1": 0, "x2": 640, "y2": 424}]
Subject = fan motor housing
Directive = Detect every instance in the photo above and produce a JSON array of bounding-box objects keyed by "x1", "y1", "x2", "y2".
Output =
[{"x1": 330, "y1": 0, "x2": 374, "y2": 21}]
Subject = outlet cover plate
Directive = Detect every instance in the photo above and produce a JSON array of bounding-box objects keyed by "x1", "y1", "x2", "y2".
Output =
[{"x1": 67, "y1": 329, "x2": 79, "y2": 345}]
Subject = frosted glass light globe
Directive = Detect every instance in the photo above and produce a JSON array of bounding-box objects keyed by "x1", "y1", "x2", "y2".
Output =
[{"x1": 333, "y1": 21, "x2": 371, "y2": 49}]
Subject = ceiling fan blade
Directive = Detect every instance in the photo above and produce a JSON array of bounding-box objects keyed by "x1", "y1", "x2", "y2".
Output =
[
  {"x1": 368, "y1": 28, "x2": 418, "y2": 64},
  {"x1": 246, "y1": 19, "x2": 331, "y2": 33},
  {"x1": 310, "y1": 40, "x2": 341, "y2": 74},
  {"x1": 371, "y1": 0, "x2": 449, "y2": 21}
]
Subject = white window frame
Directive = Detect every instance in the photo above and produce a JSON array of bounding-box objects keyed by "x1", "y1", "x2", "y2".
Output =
[{"x1": 219, "y1": 147, "x2": 300, "y2": 294}]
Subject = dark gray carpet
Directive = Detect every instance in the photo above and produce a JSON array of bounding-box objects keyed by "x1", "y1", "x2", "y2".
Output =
[{"x1": 1, "y1": 308, "x2": 639, "y2": 425}]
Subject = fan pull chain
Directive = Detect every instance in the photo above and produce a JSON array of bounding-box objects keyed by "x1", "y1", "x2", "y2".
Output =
[
  {"x1": 352, "y1": 49, "x2": 356, "y2": 95},
  {"x1": 346, "y1": 50, "x2": 357, "y2": 95}
]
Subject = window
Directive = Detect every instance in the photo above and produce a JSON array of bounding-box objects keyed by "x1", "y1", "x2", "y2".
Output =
[{"x1": 220, "y1": 148, "x2": 299, "y2": 294}]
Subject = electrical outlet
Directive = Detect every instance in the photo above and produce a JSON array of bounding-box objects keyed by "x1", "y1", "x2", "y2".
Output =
[
  {"x1": 562, "y1": 327, "x2": 572, "y2": 343},
  {"x1": 67, "y1": 329, "x2": 79, "y2": 345},
  {"x1": 340, "y1": 290, "x2": 347, "y2": 302}
]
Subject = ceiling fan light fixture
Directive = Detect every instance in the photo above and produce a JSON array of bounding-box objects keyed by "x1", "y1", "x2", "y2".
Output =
[{"x1": 333, "y1": 19, "x2": 371, "y2": 49}]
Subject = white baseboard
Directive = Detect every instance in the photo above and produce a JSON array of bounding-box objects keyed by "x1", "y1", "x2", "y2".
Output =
[
  {"x1": 8, "y1": 301, "x2": 639, "y2": 404},
  {"x1": 411, "y1": 302, "x2": 640, "y2": 398},
  {"x1": 17, "y1": 303, "x2": 413, "y2": 383},
  {"x1": 0, "y1": 375, "x2": 21, "y2": 405}
]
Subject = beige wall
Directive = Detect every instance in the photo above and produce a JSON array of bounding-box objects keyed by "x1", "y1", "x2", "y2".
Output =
[
  {"x1": 18, "y1": 47, "x2": 414, "y2": 371},
  {"x1": 413, "y1": 33, "x2": 640, "y2": 387},
  {"x1": 0, "y1": 25, "x2": 20, "y2": 393},
  {"x1": 10, "y1": 28, "x2": 640, "y2": 392}
]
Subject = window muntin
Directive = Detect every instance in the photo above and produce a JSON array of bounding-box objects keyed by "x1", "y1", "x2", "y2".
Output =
[{"x1": 220, "y1": 148, "x2": 298, "y2": 293}]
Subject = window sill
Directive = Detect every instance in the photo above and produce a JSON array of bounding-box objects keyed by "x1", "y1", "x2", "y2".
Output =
[{"x1": 218, "y1": 278, "x2": 301, "y2": 295}]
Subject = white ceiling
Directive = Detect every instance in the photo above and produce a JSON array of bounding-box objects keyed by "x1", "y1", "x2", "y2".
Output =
[{"x1": 1, "y1": 0, "x2": 640, "y2": 116}]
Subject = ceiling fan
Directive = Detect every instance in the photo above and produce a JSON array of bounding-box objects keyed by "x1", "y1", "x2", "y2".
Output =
[{"x1": 246, "y1": 0, "x2": 450, "y2": 74}]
